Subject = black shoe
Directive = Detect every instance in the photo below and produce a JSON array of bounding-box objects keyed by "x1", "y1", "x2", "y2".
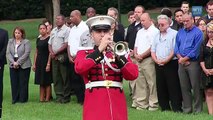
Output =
[
  {"x1": 61, "y1": 99, "x2": 70, "y2": 104},
  {"x1": 55, "y1": 98, "x2": 63, "y2": 103},
  {"x1": 70, "y1": 89, "x2": 75, "y2": 96},
  {"x1": 50, "y1": 96, "x2": 53, "y2": 101},
  {"x1": 77, "y1": 100, "x2": 84, "y2": 105}
]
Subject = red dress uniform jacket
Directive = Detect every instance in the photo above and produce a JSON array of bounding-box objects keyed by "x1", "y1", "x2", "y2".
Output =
[{"x1": 75, "y1": 47, "x2": 138, "y2": 120}]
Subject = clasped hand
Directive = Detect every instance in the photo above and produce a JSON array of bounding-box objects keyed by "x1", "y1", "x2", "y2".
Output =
[
  {"x1": 178, "y1": 57, "x2": 190, "y2": 66},
  {"x1": 134, "y1": 54, "x2": 143, "y2": 62},
  {"x1": 204, "y1": 68, "x2": 213, "y2": 76},
  {"x1": 13, "y1": 62, "x2": 19, "y2": 69},
  {"x1": 156, "y1": 59, "x2": 167, "y2": 66}
]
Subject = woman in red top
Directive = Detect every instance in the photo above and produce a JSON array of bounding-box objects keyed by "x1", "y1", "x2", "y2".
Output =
[{"x1": 75, "y1": 16, "x2": 138, "y2": 120}]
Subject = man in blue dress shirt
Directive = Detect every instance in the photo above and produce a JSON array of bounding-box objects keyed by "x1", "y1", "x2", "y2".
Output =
[{"x1": 174, "y1": 13, "x2": 203, "y2": 114}]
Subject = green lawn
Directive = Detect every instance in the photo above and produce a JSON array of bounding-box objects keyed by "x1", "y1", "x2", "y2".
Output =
[{"x1": 0, "y1": 17, "x2": 213, "y2": 120}]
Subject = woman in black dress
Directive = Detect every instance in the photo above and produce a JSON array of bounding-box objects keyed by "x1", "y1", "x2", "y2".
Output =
[
  {"x1": 33, "y1": 24, "x2": 52, "y2": 102},
  {"x1": 200, "y1": 23, "x2": 213, "y2": 115}
]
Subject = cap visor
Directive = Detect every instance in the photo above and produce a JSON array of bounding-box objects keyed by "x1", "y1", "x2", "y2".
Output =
[{"x1": 92, "y1": 25, "x2": 111, "y2": 30}]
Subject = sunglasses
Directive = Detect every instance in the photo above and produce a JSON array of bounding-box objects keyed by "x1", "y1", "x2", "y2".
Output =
[{"x1": 158, "y1": 23, "x2": 165, "y2": 27}]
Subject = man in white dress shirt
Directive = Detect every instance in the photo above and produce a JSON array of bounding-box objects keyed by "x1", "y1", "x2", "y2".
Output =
[
  {"x1": 133, "y1": 13, "x2": 159, "y2": 111},
  {"x1": 68, "y1": 10, "x2": 89, "y2": 104}
]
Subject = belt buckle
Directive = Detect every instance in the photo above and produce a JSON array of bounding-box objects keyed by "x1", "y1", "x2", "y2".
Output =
[{"x1": 105, "y1": 80, "x2": 112, "y2": 88}]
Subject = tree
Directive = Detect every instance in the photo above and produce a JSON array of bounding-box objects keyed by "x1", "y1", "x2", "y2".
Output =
[
  {"x1": 44, "y1": 0, "x2": 53, "y2": 24},
  {"x1": 52, "y1": 0, "x2": 60, "y2": 26}
]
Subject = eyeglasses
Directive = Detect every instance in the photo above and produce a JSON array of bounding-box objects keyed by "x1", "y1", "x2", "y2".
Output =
[
  {"x1": 207, "y1": 31, "x2": 213, "y2": 34},
  {"x1": 158, "y1": 23, "x2": 165, "y2": 27},
  {"x1": 199, "y1": 23, "x2": 206, "y2": 26}
]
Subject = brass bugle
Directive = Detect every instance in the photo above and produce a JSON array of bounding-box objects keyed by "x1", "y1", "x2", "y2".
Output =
[{"x1": 114, "y1": 41, "x2": 129, "y2": 56}]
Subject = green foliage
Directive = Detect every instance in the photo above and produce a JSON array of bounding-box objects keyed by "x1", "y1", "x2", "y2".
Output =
[
  {"x1": 0, "y1": 19, "x2": 42, "y2": 40},
  {"x1": 0, "y1": 0, "x2": 44, "y2": 20},
  {"x1": 0, "y1": 0, "x2": 210, "y2": 20}
]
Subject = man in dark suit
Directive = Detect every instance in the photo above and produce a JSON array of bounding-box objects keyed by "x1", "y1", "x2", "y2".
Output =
[
  {"x1": 173, "y1": 9, "x2": 184, "y2": 31},
  {"x1": 203, "y1": 0, "x2": 213, "y2": 23},
  {"x1": 125, "y1": 5, "x2": 144, "y2": 108},
  {"x1": 125, "y1": 5, "x2": 144, "y2": 51},
  {"x1": 0, "y1": 28, "x2": 8, "y2": 119}
]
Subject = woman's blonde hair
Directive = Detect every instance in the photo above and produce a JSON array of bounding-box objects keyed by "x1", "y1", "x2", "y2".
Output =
[{"x1": 206, "y1": 22, "x2": 213, "y2": 31}]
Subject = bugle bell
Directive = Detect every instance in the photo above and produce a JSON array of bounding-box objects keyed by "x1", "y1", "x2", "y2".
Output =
[{"x1": 114, "y1": 41, "x2": 129, "y2": 56}]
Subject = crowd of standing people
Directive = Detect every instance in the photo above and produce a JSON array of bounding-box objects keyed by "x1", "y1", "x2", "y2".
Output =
[{"x1": 0, "y1": 0, "x2": 213, "y2": 120}]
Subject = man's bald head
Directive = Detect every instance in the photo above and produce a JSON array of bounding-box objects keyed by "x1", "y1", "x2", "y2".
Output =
[
  {"x1": 70, "y1": 10, "x2": 82, "y2": 26},
  {"x1": 71, "y1": 10, "x2": 81, "y2": 17},
  {"x1": 86, "y1": 7, "x2": 96, "y2": 19},
  {"x1": 141, "y1": 13, "x2": 151, "y2": 20},
  {"x1": 86, "y1": 7, "x2": 95, "y2": 12},
  {"x1": 140, "y1": 13, "x2": 152, "y2": 29}
]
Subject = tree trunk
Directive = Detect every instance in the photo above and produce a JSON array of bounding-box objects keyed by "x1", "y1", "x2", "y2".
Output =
[
  {"x1": 44, "y1": 0, "x2": 53, "y2": 24},
  {"x1": 52, "y1": 0, "x2": 60, "y2": 27}
]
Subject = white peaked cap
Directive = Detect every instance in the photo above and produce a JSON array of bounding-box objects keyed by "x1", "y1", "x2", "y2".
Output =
[{"x1": 86, "y1": 15, "x2": 115, "y2": 29}]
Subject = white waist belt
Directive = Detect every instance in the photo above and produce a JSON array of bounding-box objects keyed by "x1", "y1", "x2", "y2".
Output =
[{"x1": 85, "y1": 80, "x2": 123, "y2": 89}]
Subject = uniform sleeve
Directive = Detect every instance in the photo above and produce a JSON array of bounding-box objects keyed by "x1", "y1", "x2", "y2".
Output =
[
  {"x1": 86, "y1": 49, "x2": 104, "y2": 64},
  {"x1": 75, "y1": 49, "x2": 103, "y2": 75},
  {"x1": 115, "y1": 56, "x2": 128, "y2": 68},
  {"x1": 120, "y1": 56, "x2": 138, "y2": 80}
]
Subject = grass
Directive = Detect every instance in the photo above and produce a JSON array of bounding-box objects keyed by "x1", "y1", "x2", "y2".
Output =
[{"x1": 0, "y1": 16, "x2": 213, "y2": 120}]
